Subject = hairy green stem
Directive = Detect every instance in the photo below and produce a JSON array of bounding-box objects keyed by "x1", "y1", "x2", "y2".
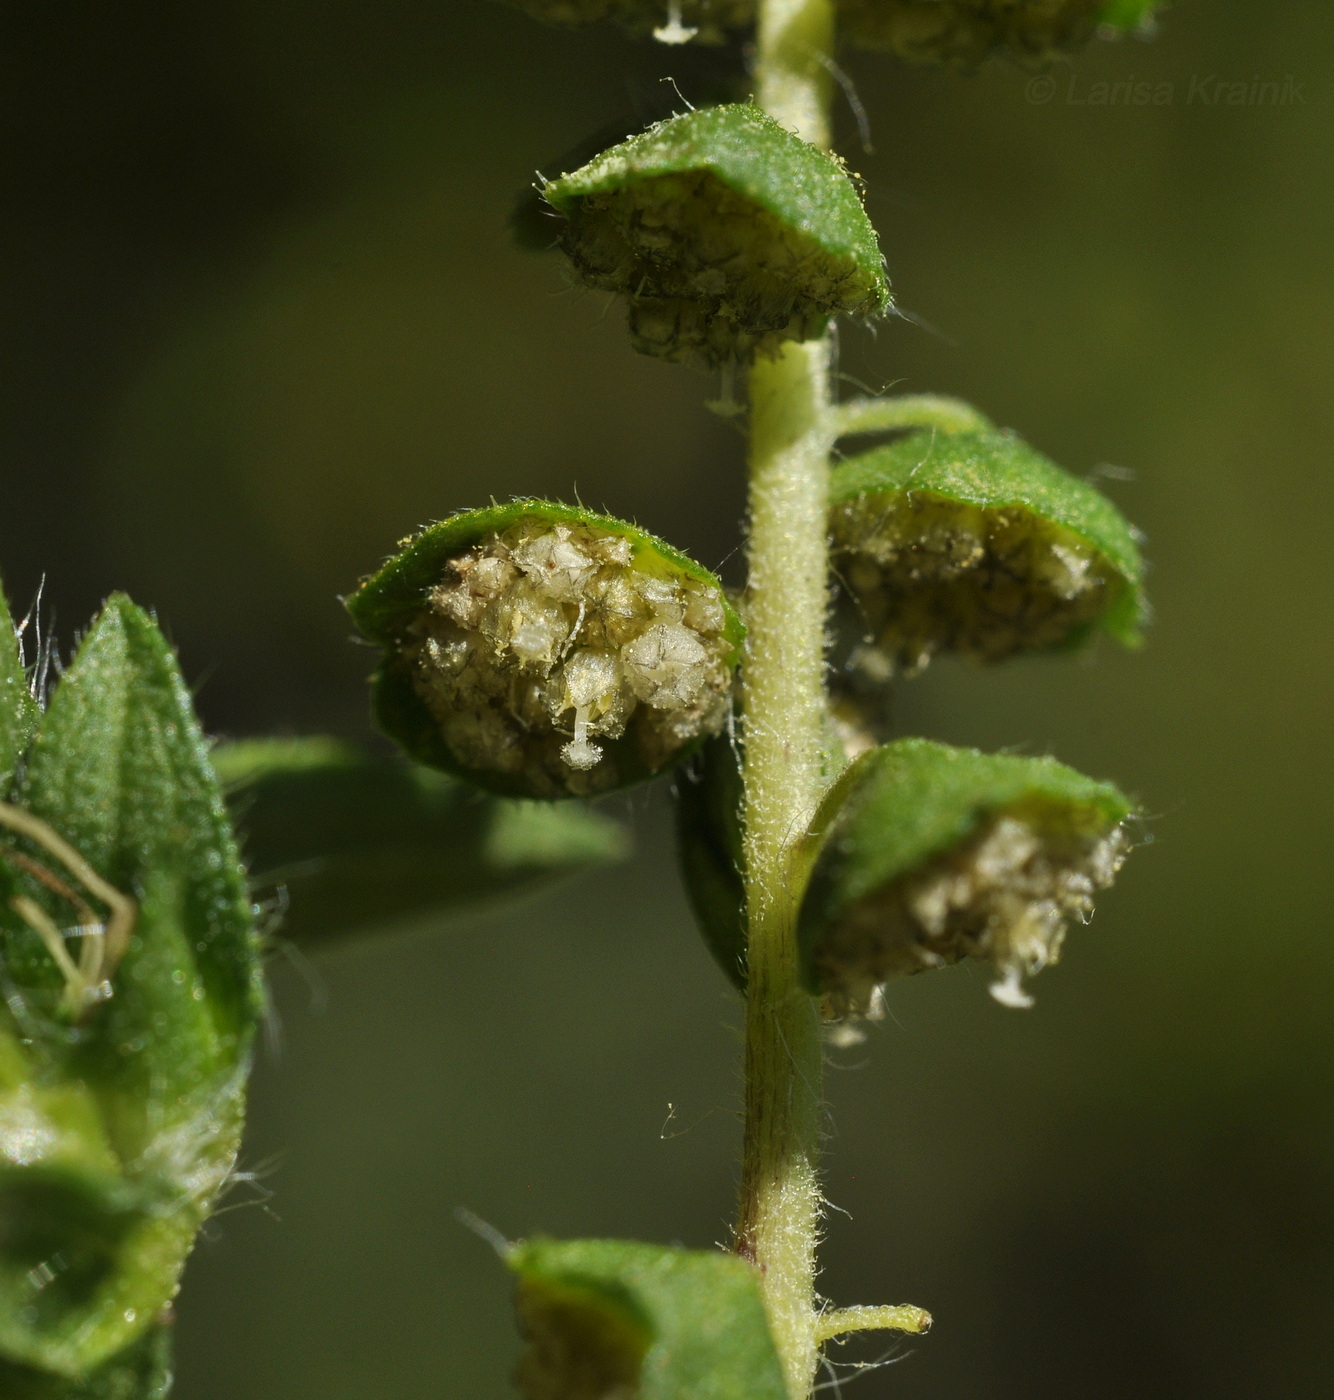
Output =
[{"x1": 738, "y1": 3, "x2": 837, "y2": 1395}]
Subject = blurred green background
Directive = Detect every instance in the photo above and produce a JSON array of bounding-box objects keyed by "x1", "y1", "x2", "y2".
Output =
[{"x1": 2, "y1": 1, "x2": 1332, "y2": 1395}]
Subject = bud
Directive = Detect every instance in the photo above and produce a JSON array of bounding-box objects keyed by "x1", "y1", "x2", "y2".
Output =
[
  {"x1": 839, "y1": 0, "x2": 1161, "y2": 66},
  {"x1": 496, "y1": 0, "x2": 753, "y2": 43},
  {"x1": 798, "y1": 739, "x2": 1133, "y2": 1016},
  {"x1": 509, "y1": 1237, "x2": 788, "y2": 1400},
  {"x1": 829, "y1": 427, "x2": 1145, "y2": 678},
  {"x1": 347, "y1": 503, "x2": 745, "y2": 799},
  {"x1": 0, "y1": 594, "x2": 262, "y2": 1380},
  {"x1": 542, "y1": 105, "x2": 888, "y2": 366}
]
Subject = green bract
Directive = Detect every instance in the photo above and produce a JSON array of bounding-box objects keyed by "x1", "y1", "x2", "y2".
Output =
[
  {"x1": 496, "y1": 0, "x2": 752, "y2": 42},
  {"x1": 215, "y1": 737, "x2": 628, "y2": 946},
  {"x1": 347, "y1": 502, "x2": 745, "y2": 800},
  {"x1": 0, "y1": 594, "x2": 262, "y2": 1381},
  {"x1": 839, "y1": 0, "x2": 1160, "y2": 65},
  {"x1": 798, "y1": 739, "x2": 1133, "y2": 1016},
  {"x1": 543, "y1": 105, "x2": 888, "y2": 366},
  {"x1": 509, "y1": 1237, "x2": 788, "y2": 1400},
  {"x1": 830, "y1": 427, "x2": 1145, "y2": 676}
]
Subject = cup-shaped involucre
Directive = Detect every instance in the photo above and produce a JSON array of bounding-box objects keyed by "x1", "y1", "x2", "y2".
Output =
[
  {"x1": 839, "y1": 0, "x2": 1160, "y2": 65},
  {"x1": 830, "y1": 426, "x2": 1145, "y2": 687},
  {"x1": 798, "y1": 739, "x2": 1134, "y2": 1019},
  {"x1": 347, "y1": 503, "x2": 745, "y2": 799},
  {"x1": 496, "y1": 0, "x2": 754, "y2": 42},
  {"x1": 543, "y1": 105, "x2": 889, "y2": 367}
]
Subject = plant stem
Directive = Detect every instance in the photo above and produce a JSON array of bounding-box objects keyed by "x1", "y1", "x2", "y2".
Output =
[{"x1": 738, "y1": 4, "x2": 837, "y2": 1395}]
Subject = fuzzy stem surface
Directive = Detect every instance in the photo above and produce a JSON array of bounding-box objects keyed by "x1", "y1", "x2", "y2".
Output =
[{"x1": 738, "y1": 4, "x2": 837, "y2": 1395}]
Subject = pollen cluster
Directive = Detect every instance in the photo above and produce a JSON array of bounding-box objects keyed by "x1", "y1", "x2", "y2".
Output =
[
  {"x1": 403, "y1": 520, "x2": 734, "y2": 797},
  {"x1": 838, "y1": 0, "x2": 1111, "y2": 66},
  {"x1": 832, "y1": 491, "x2": 1119, "y2": 674},
  {"x1": 558, "y1": 170, "x2": 879, "y2": 366},
  {"x1": 817, "y1": 815, "x2": 1127, "y2": 1020}
]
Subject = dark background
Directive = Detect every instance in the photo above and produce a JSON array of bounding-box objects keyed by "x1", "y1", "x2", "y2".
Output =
[{"x1": 2, "y1": 1, "x2": 1332, "y2": 1395}]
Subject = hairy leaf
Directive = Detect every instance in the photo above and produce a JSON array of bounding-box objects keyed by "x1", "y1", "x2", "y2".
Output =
[
  {"x1": 214, "y1": 737, "x2": 629, "y2": 947},
  {"x1": 510, "y1": 1237, "x2": 788, "y2": 1400}
]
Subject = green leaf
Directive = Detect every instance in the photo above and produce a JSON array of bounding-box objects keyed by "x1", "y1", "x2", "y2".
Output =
[
  {"x1": 213, "y1": 737, "x2": 629, "y2": 948},
  {"x1": 829, "y1": 427, "x2": 1146, "y2": 677},
  {"x1": 0, "y1": 1326, "x2": 172, "y2": 1400},
  {"x1": 347, "y1": 501, "x2": 745, "y2": 799},
  {"x1": 543, "y1": 104, "x2": 888, "y2": 366},
  {"x1": 840, "y1": 0, "x2": 1163, "y2": 64},
  {"x1": 0, "y1": 581, "x2": 37, "y2": 794},
  {"x1": 798, "y1": 738, "x2": 1134, "y2": 1015},
  {"x1": 0, "y1": 595, "x2": 261, "y2": 1376},
  {"x1": 509, "y1": 1237, "x2": 788, "y2": 1400}
]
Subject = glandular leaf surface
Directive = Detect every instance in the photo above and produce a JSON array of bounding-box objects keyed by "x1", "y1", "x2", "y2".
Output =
[
  {"x1": 214, "y1": 737, "x2": 628, "y2": 947},
  {"x1": 510, "y1": 1238, "x2": 788, "y2": 1400},
  {"x1": 347, "y1": 502, "x2": 744, "y2": 799},
  {"x1": 544, "y1": 105, "x2": 887, "y2": 366},
  {"x1": 0, "y1": 595, "x2": 261, "y2": 1378},
  {"x1": 798, "y1": 738, "x2": 1134, "y2": 1017}
]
